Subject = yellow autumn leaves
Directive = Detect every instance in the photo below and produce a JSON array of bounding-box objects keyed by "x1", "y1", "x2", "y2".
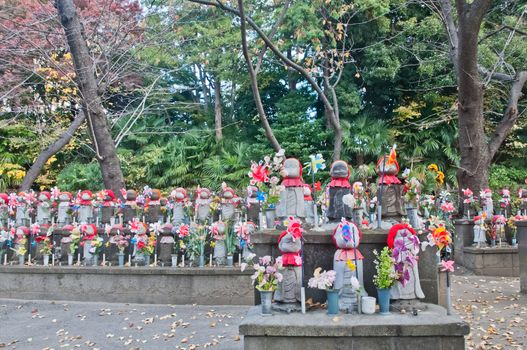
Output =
[{"x1": 0, "y1": 163, "x2": 26, "y2": 181}]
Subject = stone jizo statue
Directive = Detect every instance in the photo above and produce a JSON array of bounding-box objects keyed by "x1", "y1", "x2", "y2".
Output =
[
  {"x1": 388, "y1": 223, "x2": 424, "y2": 300},
  {"x1": 276, "y1": 158, "x2": 305, "y2": 220},
  {"x1": 327, "y1": 160, "x2": 352, "y2": 222}
]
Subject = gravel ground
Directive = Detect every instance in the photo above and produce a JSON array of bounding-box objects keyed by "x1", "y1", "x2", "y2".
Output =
[
  {"x1": 0, "y1": 269, "x2": 525, "y2": 350},
  {"x1": 0, "y1": 301, "x2": 247, "y2": 350},
  {"x1": 452, "y1": 268, "x2": 527, "y2": 350}
]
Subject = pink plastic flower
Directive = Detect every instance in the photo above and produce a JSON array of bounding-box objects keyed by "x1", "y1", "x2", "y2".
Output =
[{"x1": 440, "y1": 260, "x2": 455, "y2": 273}]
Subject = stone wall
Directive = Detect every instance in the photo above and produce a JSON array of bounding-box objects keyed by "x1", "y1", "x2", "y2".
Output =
[
  {"x1": 252, "y1": 228, "x2": 440, "y2": 304},
  {"x1": 0, "y1": 266, "x2": 255, "y2": 305}
]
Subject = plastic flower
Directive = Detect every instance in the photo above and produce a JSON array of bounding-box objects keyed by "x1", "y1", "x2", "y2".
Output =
[
  {"x1": 440, "y1": 260, "x2": 455, "y2": 273},
  {"x1": 248, "y1": 161, "x2": 270, "y2": 185},
  {"x1": 314, "y1": 181, "x2": 322, "y2": 192},
  {"x1": 462, "y1": 188, "x2": 473, "y2": 197},
  {"x1": 427, "y1": 164, "x2": 439, "y2": 172},
  {"x1": 432, "y1": 226, "x2": 451, "y2": 251},
  {"x1": 177, "y1": 224, "x2": 189, "y2": 238},
  {"x1": 435, "y1": 171, "x2": 445, "y2": 185},
  {"x1": 441, "y1": 202, "x2": 455, "y2": 213},
  {"x1": 307, "y1": 153, "x2": 326, "y2": 174}
]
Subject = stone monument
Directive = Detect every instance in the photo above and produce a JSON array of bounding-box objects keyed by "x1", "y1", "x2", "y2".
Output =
[
  {"x1": 77, "y1": 190, "x2": 94, "y2": 224},
  {"x1": 332, "y1": 219, "x2": 363, "y2": 312},
  {"x1": 36, "y1": 191, "x2": 52, "y2": 225},
  {"x1": 326, "y1": 160, "x2": 352, "y2": 222},
  {"x1": 195, "y1": 187, "x2": 212, "y2": 223},
  {"x1": 171, "y1": 188, "x2": 188, "y2": 226},
  {"x1": 388, "y1": 223, "x2": 425, "y2": 310},
  {"x1": 376, "y1": 155, "x2": 406, "y2": 226},
  {"x1": 273, "y1": 219, "x2": 303, "y2": 312},
  {"x1": 276, "y1": 158, "x2": 305, "y2": 221},
  {"x1": 57, "y1": 192, "x2": 73, "y2": 226}
]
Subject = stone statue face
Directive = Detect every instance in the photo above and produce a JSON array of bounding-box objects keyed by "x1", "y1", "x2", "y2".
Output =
[
  {"x1": 330, "y1": 160, "x2": 348, "y2": 178},
  {"x1": 376, "y1": 156, "x2": 398, "y2": 175},
  {"x1": 200, "y1": 191, "x2": 210, "y2": 199},
  {"x1": 59, "y1": 194, "x2": 70, "y2": 202},
  {"x1": 175, "y1": 190, "x2": 185, "y2": 200},
  {"x1": 281, "y1": 158, "x2": 300, "y2": 178},
  {"x1": 126, "y1": 190, "x2": 137, "y2": 201},
  {"x1": 223, "y1": 190, "x2": 233, "y2": 199},
  {"x1": 38, "y1": 194, "x2": 49, "y2": 201},
  {"x1": 303, "y1": 187, "x2": 311, "y2": 196},
  {"x1": 150, "y1": 190, "x2": 160, "y2": 201},
  {"x1": 104, "y1": 195, "x2": 113, "y2": 202},
  {"x1": 81, "y1": 192, "x2": 91, "y2": 201}
]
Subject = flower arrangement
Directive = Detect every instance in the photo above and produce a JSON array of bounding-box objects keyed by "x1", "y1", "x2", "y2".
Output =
[
  {"x1": 462, "y1": 188, "x2": 480, "y2": 213},
  {"x1": 250, "y1": 255, "x2": 283, "y2": 291},
  {"x1": 404, "y1": 177, "x2": 421, "y2": 206},
  {"x1": 36, "y1": 236, "x2": 53, "y2": 255},
  {"x1": 308, "y1": 267, "x2": 337, "y2": 290},
  {"x1": 235, "y1": 221, "x2": 255, "y2": 250},
  {"x1": 224, "y1": 221, "x2": 237, "y2": 256},
  {"x1": 373, "y1": 247, "x2": 397, "y2": 289},
  {"x1": 11, "y1": 236, "x2": 27, "y2": 256},
  {"x1": 137, "y1": 232, "x2": 156, "y2": 256},
  {"x1": 69, "y1": 225, "x2": 81, "y2": 255},
  {"x1": 507, "y1": 214, "x2": 527, "y2": 240},
  {"x1": 186, "y1": 223, "x2": 207, "y2": 259},
  {"x1": 113, "y1": 232, "x2": 129, "y2": 254},
  {"x1": 89, "y1": 237, "x2": 104, "y2": 255}
]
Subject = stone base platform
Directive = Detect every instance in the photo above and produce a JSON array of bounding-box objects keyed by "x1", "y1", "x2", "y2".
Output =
[
  {"x1": 239, "y1": 304, "x2": 469, "y2": 350},
  {"x1": 0, "y1": 266, "x2": 254, "y2": 305},
  {"x1": 463, "y1": 246, "x2": 519, "y2": 277}
]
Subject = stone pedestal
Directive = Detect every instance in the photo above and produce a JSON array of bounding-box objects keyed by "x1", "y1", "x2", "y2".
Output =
[
  {"x1": 453, "y1": 219, "x2": 474, "y2": 266},
  {"x1": 252, "y1": 228, "x2": 439, "y2": 305},
  {"x1": 463, "y1": 246, "x2": 519, "y2": 276},
  {"x1": 239, "y1": 304, "x2": 469, "y2": 350},
  {"x1": 517, "y1": 221, "x2": 527, "y2": 293}
]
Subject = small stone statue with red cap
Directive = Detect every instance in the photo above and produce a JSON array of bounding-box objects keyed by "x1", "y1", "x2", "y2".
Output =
[
  {"x1": 333, "y1": 219, "x2": 363, "y2": 312},
  {"x1": 123, "y1": 190, "x2": 138, "y2": 224},
  {"x1": 145, "y1": 188, "x2": 162, "y2": 223},
  {"x1": 376, "y1": 149, "x2": 406, "y2": 225},
  {"x1": 327, "y1": 160, "x2": 352, "y2": 222},
  {"x1": 99, "y1": 190, "x2": 116, "y2": 225},
  {"x1": 387, "y1": 223, "x2": 424, "y2": 302},
  {"x1": 473, "y1": 214, "x2": 487, "y2": 247},
  {"x1": 195, "y1": 187, "x2": 212, "y2": 223},
  {"x1": 171, "y1": 188, "x2": 188, "y2": 226},
  {"x1": 276, "y1": 158, "x2": 305, "y2": 221},
  {"x1": 220, "y1": 183, "x2": 239, "y2": 221},
  {"x1": 77, "y1": 190, "x2": 94, "y2": 224},
  {"x1": 273, "y1": 218, "x2": 303, "y2": 312},
  {"x1": 36, "y1": 191, "x2": 52, "y2": 224},
  {"x1": 57, "y1": 191, "x2": 73, "y2": 226},
  {"x1": 245, "y1": 185, "x2": 260, "y2": 224}
]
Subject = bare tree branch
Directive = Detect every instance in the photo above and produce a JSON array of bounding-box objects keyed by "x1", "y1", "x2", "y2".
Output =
[{"x1": 238, "y1": 0, "x2": 281, "y2": 152}]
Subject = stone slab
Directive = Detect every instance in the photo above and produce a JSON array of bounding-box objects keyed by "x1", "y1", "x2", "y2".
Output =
[
  {"x1": 462, "y1": 246, "x2": 519, "y2": 277},
  {"x1": 0, "y1": 266, "x2": 254, "y2": 305},
  {"x1": 252, "y1": 228, "x2": 439, "y2": 304},
  {"x1": 239, "y1": 304, "x2": 469, "y2": 350}
]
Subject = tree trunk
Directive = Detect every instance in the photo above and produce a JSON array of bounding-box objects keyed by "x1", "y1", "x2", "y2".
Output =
[
  {"x1": 214, "y1": 78, "x2": 223, "y2": 141},
  {"x1": 455, "y1": 0, "x2": 492, "y2": 195},
  {"x1": 56, "y1": 0, "x2": 125, "y2": 194},
  {"x1": 19, "y1": 111, "x2": 86, "y2": 191}
]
